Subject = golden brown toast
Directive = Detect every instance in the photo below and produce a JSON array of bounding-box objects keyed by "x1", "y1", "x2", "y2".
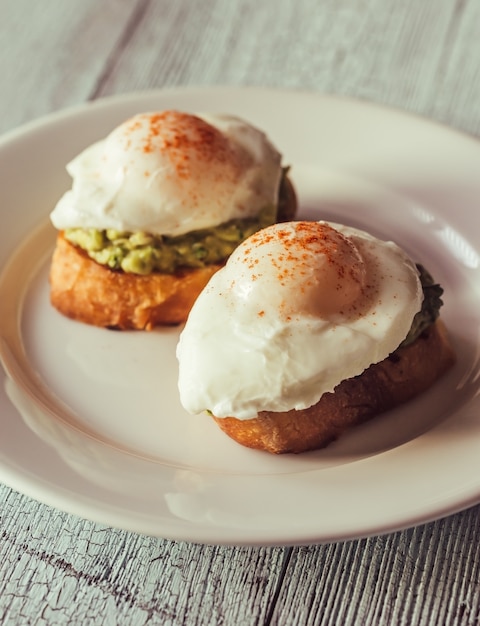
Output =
[
  {"x1": 49, "y1": 233, "x2": 223, "y2": 329},
  {"x1": 49, "y1": 175, "x2": 297, "y2": 329},
  {"x1": 212, "y1": 320, "x2": 456, "y2": 453}
]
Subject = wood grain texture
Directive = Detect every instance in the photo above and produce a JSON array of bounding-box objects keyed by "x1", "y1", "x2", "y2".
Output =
[
  {"x1": 273, "y1": 508, "x2": 480, "y2": 626},
  {"x1": 94, "y1": 0, "x2": 480, "y2": 136},
  {"x1": 429, "y1": 0, "x2": 480, "y2": 136},
  {"x1": 0, "y1": 487, "x2": 288, "y2": 625},
  {"x1": 1, "y1": 0, "x2": 480, "y2": 624},
  {"x1": 0, "y1": 0, "x2": 138, "y2": 134}
]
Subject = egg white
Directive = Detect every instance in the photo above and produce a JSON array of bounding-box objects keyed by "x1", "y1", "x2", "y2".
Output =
[
  {"x1": 50, "y1": 111, "x2": 283, "y2": 236},
  {"x1": 177, "y1": 221, "x2": 423, "y2": 419}
]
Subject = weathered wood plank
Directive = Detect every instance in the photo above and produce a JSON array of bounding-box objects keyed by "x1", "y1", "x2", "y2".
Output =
[
  {"x1": 94, "y1": 0, "x2": 480, "y2": 135},
  {"x1": 428, "y1": 0, "x2": 480, "y2": 136},
  {"x1": 271, "y1": 506, "x2": 480, "y2": 626},
  {"x1": 0, "y1": 487, "x2": 288, "y2": 625},
  {"x1": 0, "y1": 0, "x2": 140, "y2": 134}
]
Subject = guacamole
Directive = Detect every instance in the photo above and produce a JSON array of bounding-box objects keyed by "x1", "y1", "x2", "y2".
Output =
[
  {"x1": 64, "y1": 204, "x2": 277, "y2": 275},
  {"x1": 64, "y1": 168, "x2": 295, "y2": 275}
]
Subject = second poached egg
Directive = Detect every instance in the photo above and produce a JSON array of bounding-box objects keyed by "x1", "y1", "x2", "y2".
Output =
[{"x1": 177, "y1": 221, "x2": 423, "y2": 419}]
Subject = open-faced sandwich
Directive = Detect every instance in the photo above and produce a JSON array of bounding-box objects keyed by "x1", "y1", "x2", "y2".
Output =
[
  {"x1": 49, "y1": 111, "x2": 297, "y2": 329},
  {"x1": 177, "y1": 220, "x2": 455, "y2": 454}
]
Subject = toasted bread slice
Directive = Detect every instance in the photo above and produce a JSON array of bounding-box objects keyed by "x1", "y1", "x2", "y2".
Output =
[
  {"x1": 49, "y1": 175, "x2": 297, "y2": 329},
  {"x1": 49, "y1": 233, "x2": 223, "y2": 329},
  {"x1": 212, "y1": 319, "x2": 455, "y2": 453}
]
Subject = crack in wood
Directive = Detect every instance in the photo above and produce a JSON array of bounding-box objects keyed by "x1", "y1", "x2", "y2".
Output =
[{"x1": 264, "y1": 546, "x2": 293, "y2": 626}]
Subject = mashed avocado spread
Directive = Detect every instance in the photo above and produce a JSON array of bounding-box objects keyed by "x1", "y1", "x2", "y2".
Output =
[
  {"x1": 64, "y1": 204, "x2": 277, "y2": 275},
  {"x1": 64, "y1": 168, "x2": 294, "y2": 275}
]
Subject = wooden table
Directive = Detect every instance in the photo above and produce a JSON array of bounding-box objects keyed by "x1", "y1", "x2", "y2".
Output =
[{"x1": 1, "y1": 1, "x2": 480, "y2": 623}]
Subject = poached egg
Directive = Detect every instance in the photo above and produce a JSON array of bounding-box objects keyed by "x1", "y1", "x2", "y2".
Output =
[
  {"x1": 50, "y1": 111, "x2": 283, "y2": 236},
  {"x1": 177, "y1": 221, "x2": 423, "y2": 419}
]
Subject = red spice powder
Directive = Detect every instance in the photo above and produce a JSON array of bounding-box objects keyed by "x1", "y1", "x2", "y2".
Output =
[
  {"x1": 243, "y1": 221, "x2": 350, "y2": 286},
  {"x1": 234, "y1": 221, "x2": 381, "y2": 321},
  {"x1": 120, "y1": 111, "x2": 244, "y2": 183}
]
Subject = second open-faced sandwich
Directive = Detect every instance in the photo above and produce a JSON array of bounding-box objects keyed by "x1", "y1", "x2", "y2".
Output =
[
  {"x1": 49, "y1": 111, "x2": 296, "y2": 329},
  {"x1": 177, "y1": 220, "x2": 455, "y2": 454}
]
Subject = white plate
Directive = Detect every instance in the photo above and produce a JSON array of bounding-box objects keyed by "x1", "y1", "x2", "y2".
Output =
[{"x1": 1, "y1": 87, "x2": 480, "y2": 546}]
